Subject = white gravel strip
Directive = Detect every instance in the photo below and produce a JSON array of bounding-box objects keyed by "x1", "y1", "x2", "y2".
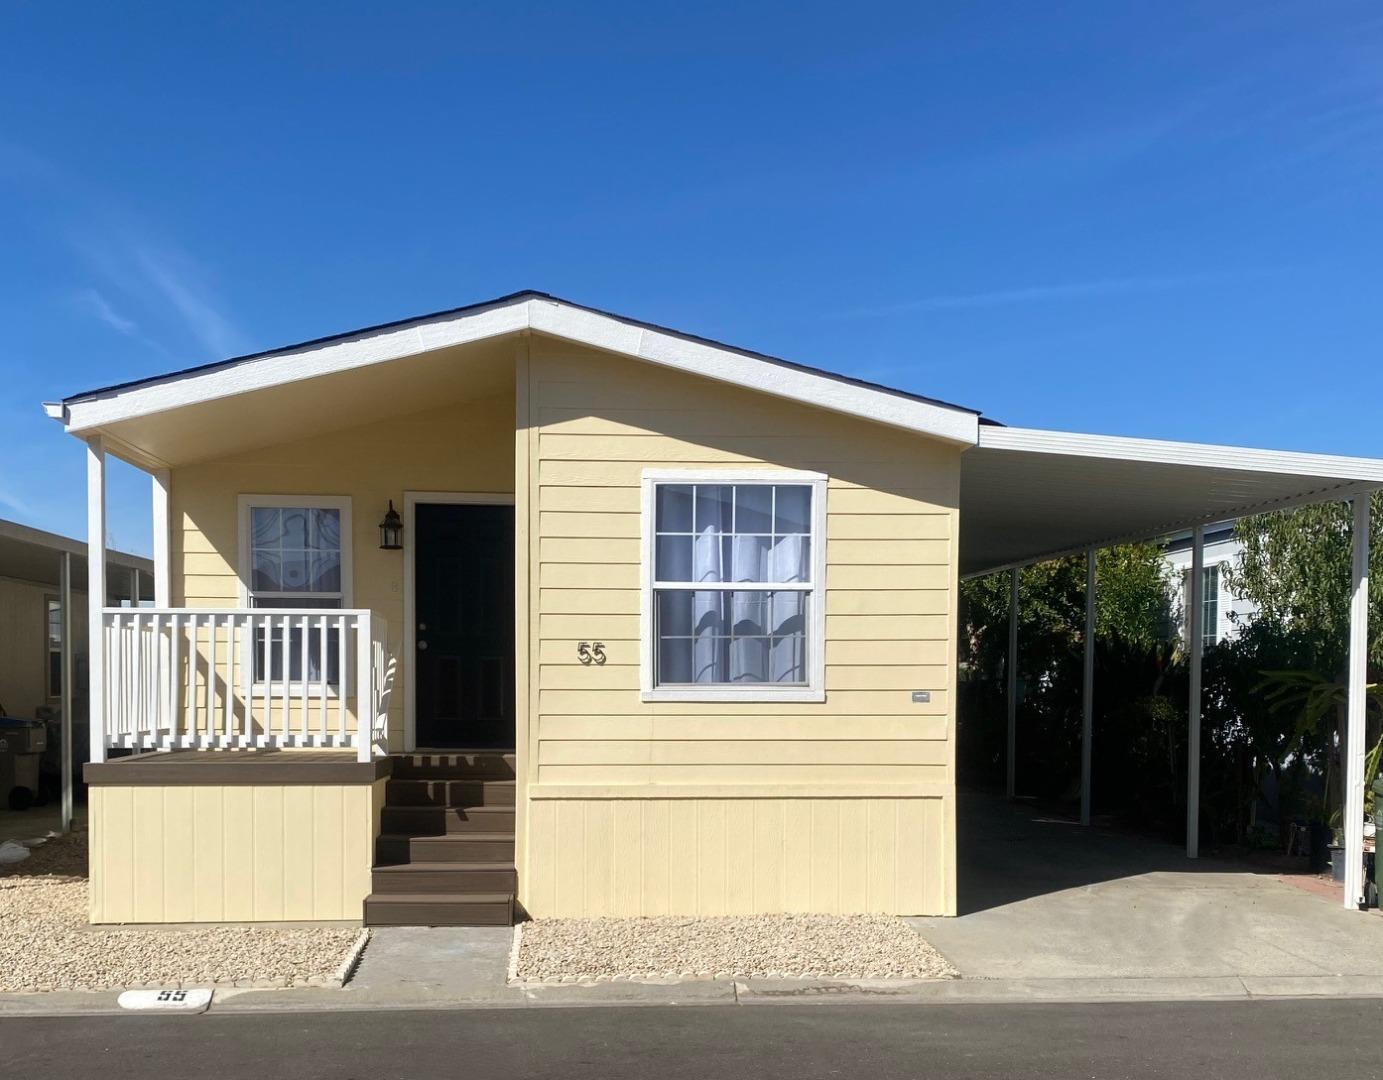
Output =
[
  {"x1": 0, "y1": 831, "x2": 364, "y2": 993},
  {"x1": 512, "y1": 913, "x2": 959, "y2": 983}
]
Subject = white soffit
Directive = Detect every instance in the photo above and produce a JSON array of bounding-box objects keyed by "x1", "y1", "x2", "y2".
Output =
[
  {"x1": 961, "y1": 426, "x2": 1383, "y2": 577},
  {"x1": 54, "y1": 295, "x2": 980, "y2": 447}
]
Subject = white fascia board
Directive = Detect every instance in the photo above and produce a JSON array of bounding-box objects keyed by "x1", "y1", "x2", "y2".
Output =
[
  {"x1": 60, "y1": 302, "x2": 532, "y2": 433},
  {"x1": 980, "y1": 426, "x2": 1383, "y2": 482},
  {"x1": 527, "y1": 299, "x2": 977, "y2": 444},
  {"x1": 59, "y1": 296, "x2": 980, "y2": 447}
]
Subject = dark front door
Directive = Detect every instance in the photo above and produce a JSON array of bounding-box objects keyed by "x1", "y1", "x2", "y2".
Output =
[{"x1": 414, "y1": 503, "x2": 515, "y2": 749}]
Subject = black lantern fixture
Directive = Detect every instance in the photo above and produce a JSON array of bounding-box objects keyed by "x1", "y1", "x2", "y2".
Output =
[{"x1": 379, "y1": 500, "x2": 403, "y2": 550}]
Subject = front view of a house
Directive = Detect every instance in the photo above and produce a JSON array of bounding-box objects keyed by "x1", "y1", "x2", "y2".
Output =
[
  {"x1": 56, "y1": 293, "x2": 967, "y2": 925},
  {"x1": 51, "y1": 291, "x2": 1383, "y2": 927}
]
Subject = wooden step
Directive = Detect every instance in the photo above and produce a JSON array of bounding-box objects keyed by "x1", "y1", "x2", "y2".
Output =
[
  {"x1": 385, "y1": 779, "x2": 516, "y2": 807},
  {"x1": 390, "y1": 753, "x2": 517, "y2": 781},
  {"x1": 371, "y1": 861, "x2": 517, "y2": 895},
  {"x1": 381, "y1": 805, "x2": 516, "y2": 835},
  {"x1": 364, "y1": 892, "x2": 513, "y2": 927},
  {"x1": 376, "y1": 832, "x2": 515, "y2": 865}
]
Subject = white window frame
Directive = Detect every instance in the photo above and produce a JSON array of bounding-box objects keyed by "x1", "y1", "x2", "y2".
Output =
[
  {"x1": 640, "y1": 468, "x2": 827, "y2": 703},
  {"x1": 236, "y1": 494, "x2": 354, "y2": 693}
]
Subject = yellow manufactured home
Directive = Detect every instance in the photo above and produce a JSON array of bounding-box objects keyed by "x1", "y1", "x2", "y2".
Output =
[{"x1": 54, "y1": 292, "x2": 970, "y2": 925}]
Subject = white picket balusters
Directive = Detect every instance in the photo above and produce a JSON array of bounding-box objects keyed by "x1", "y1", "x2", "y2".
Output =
[{"x1": 101, "y1": 608, "x2": 388, "y2": 757}]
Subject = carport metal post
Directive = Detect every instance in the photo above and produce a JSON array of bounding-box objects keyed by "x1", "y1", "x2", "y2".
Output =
[
  {"x1": 59, "y1": 549, "x2": 73, "y2": 834},
  {"x1": 1006, "y1": 567, "x2": 1018, "y2": 799},
  {"x1": 1343, "y1": 495, "x2": 1370, "y2": 910},
  {"x1": 1081, "y1": 549, "x2": 1095, "y2": 826},
  {"x1": 1186, "y1": 525, "x2": 1205, "y2": 858}
]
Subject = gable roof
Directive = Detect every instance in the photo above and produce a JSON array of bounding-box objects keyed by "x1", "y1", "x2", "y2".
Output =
[{"x1": 47, "y1": 290, "x2": 982, "y2": 446}]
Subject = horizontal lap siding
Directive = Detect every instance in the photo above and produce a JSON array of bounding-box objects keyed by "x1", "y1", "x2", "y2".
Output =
[
  {"x1": 523, "y1": 338, "x2": 959, "y2": 915},
  {"x1": 525, "y1": 795, "x2": 949, "y2": 917},
  {"x1": 89, "y1": 780, "x2": 383, "y2": 923}
]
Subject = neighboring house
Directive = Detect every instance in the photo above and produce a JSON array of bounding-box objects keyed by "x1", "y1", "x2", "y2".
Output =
[
  {"x1": 1163, "y1": 525, "x2": 1259, "y2": 647},
  {"x1": 0, "y1": 519, "x2": 151, "y2": 814},
  {"x1": 42, "y1": 291, "x2": 1383, "y2": 926}
]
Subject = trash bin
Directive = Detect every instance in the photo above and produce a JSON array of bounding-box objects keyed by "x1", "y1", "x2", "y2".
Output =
[{"x1": 0, "y1": 717, "x2": 47, "y2": 811}]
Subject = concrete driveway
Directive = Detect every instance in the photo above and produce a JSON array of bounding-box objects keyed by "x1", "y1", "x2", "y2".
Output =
[{"x1": 910, "y1": 793, "x2": 1383, "y2": 981}]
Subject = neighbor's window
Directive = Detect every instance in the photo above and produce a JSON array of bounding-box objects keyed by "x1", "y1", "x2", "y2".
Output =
[
  {"x1": 240, "y1": 497, "x2": 351, "y2": 684},
  {"x1": 46, "y1": 597, "x2": 62, "y2": 699},
  {"x1": 1201, "y1": 564, "x2": 1220, "y2": 649},
  {"x1": 644, "y1": 474, "x2": 824, "y2": 699}
]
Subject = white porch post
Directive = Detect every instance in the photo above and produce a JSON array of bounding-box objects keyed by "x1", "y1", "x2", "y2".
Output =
[
  {"x1": 59, "y1": 550, "x2": 74, "y2": 832},
  {"x1": 1343, "y1": 495, "x2": 1370, "y2": 910},
  {"x1": 152, "y1": 469, "x2": 171, "y2": 606},
  {"x1": 86, "y1": 437, "x2": 107, "y2": 765},
  {"x1": 1081, "y1": 549, "x2": 1095, "y2": 827},
  {"x1": 356, "y1": 611, "x2": 374, "y2": 764},
  {"x1": 1006, "y1": 567, "x2": 1019, "y2": 799},
  {"x1": 1187, "y1": 525, "x2": 1205, "y2": 858}
]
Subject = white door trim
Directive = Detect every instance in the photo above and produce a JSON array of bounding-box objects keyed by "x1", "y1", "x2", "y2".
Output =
[{"x1": 402, "y1": 491, "x2": 517, "y2": 752}]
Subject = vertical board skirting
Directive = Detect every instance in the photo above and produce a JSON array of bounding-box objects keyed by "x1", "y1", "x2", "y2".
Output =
[
  {"x1": 88, "y1": 783, "x2": 378, "y2": 924},
  {"x1": 524, "y1": 794, "x2": 951, "y2": 917}
]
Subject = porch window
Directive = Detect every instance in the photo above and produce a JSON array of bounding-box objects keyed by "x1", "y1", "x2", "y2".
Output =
[
  {"x1": 239, "y1": 496, "x2": 353, "y2": 685},
  {"x1": 641, "y1": 471, "x2": 826, "y2": 702}
]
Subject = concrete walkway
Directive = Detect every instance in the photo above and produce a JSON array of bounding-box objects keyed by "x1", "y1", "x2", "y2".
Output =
[{"x1": 910, "y1": 792, "x2": 1383, "y2": 981}]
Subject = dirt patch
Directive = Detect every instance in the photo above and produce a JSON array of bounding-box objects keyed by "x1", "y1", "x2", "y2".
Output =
[
  {"x1": 512, "y1": 913, "x2": 959, "y2": 983},
  {"x1": 0, "y1": 831, "x2": 363, "y2": 992}
]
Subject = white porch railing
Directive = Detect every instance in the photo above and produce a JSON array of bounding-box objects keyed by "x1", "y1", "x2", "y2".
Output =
[{"x1": 101, "y1": 608, "x2": 393, "y2": 761}]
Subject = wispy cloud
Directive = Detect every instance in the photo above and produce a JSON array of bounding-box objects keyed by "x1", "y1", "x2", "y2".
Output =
[
  {"x1": 74, "y1": 287, "x2": 139, "y2": 335},
  {"x1": 0, "y1": 483, "x2": 36, "y2": 518},
  {"x1": 131, "y1": 246, "x2": 248, "y2": 357},
  {"x1": 833, "y1": 270, "x2": 1277, "y2": 319}
]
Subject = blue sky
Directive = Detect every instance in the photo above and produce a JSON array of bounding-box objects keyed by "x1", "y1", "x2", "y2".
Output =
[{"x1": 3, "y1": 2, "x2": 1381, "y2": 556}]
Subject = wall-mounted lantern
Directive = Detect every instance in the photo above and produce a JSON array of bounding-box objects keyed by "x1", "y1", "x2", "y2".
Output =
[{"x1": 379, "y1": 500, "x2": 403, "y2": 550}]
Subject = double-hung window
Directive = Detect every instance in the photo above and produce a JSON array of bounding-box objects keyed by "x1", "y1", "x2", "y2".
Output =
[
  {"x1": 642, "y1": 470, "x2": 826, "y2": 702},
  {"x1": 45, "y1": 597, "x2": 61, "y2": 700},
  {"x1": 238, "y1": 495, "x2": 352, "y2": 686}
]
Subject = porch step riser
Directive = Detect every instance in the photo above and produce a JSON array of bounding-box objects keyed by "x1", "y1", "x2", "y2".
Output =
[
  {"x1": 371, "y1": 867, "x2": 517, "y2": 894},
  {"x1": 380, "y1": 807, "x2": 516, "y2": 835},
  {"x1": 364, "y1": 894, "x2": 513, "y2": 927},
  {"x1": 390, "y1": 754, "x2": 516, "y2": 781},
  {"x1": 376, "y1": 836, "x2": 515, "y2": 864},
  {"x1": 385, "y1": 780, "x2": 516, "y2": 807}
]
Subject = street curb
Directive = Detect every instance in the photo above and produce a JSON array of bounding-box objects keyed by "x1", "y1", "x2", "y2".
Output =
[{"x1": 6, "y1": 972, "x2": 1383, "y2": 1017}]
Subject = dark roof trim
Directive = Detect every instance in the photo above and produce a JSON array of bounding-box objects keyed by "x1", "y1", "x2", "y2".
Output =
[{"x1": 60, "y1": 289, "x2": 982, "y2": 419}]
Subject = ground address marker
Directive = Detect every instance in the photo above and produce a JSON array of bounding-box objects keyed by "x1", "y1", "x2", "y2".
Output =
[{"x1": 117, "y1": 988, "x2": 213, "y2": 1013}]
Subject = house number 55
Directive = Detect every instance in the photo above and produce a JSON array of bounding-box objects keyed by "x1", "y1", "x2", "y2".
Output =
[{"x1": 576, "y1": 642, "x2": 607, "y2": 665}]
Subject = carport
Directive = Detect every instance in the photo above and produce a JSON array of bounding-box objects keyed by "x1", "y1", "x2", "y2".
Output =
[{"x1": 959, "y1": 425, "x2": 1383, "y2": 911}]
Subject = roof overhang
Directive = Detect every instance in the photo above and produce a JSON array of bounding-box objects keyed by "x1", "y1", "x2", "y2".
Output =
[
  {"x1": 47, "y1": 292, "x2": 981, "y2": 463},
  {"x1": 960, "y1": 426, "x2": 1383, "y2": 577},
  {"x1": 0, "y1": 518, "x2": 152, "y2": 595}
]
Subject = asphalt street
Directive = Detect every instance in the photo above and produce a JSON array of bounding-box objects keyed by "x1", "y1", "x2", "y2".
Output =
[{"x1": 3, "y1": 998, "x2": 1381, "y2": 1079}]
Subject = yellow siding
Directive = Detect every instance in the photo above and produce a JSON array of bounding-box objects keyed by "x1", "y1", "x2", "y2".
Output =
[
  {"x1": 525, "y1": 794, "x2": 949, "y2": 917},
  {"x1": 520, "y1": 338, "x2": 961, "y2": 915},
  {"x1": 169, "y1": 390, "x2": 515, "y2": 747},
  {"x1": 0, "y1": 576, "x2": 89, "y2": 719},
  {"x1": 88, "y1": 779, "x2": 384, "y2": 923}
]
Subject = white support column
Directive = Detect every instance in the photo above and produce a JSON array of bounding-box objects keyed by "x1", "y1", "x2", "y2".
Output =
[
  {"x1": 1081, "y1": 549, "x2": 1095, "y2": 827},
  {"x1": 1343, "y1": 495, "x2": 1370, "y2": 910},
  {"x1": 152, "y1": 469, "x2": 171, "y2": 606},
  {"x1": 1187, "y1": 524, "x2": 1205, "y2": 858},
  {"x1": 59, "y1": 550, "x2": 74, "y2": 833},
  {"x1": 87, "y1": 437, "x2": 107, "y2": 766},
  {"x1": 1006, "y1": 567, "x2": 1019, "y2": 799}
]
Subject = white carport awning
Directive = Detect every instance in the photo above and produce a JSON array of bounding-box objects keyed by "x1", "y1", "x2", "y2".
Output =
[{"x1": 960, "y1": 426, "x2": 1383, "y2": 577}]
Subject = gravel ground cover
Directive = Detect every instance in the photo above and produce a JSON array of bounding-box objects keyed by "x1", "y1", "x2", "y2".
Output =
[
  {"x1": 512, "y1": 913, "x2": 959, "y2": 983},
  {"x1": 0, "y1": 830, "x2": 364, "y2": 992}
]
